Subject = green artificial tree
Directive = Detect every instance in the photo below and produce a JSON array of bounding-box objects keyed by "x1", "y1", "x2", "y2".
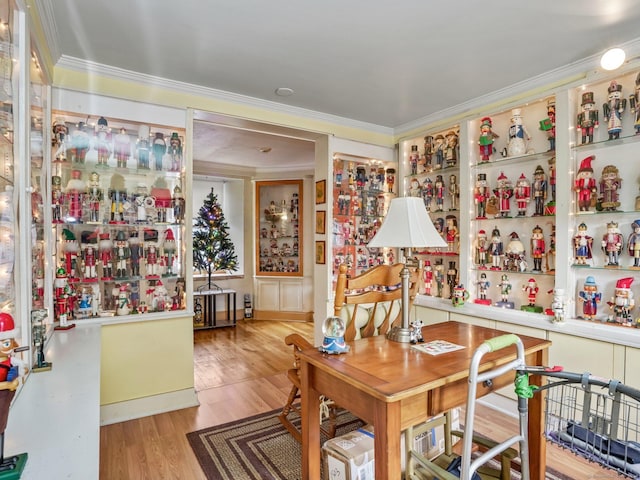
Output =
[{"x1": 193, "y1": 187, "x2": 238, "y2": 289}]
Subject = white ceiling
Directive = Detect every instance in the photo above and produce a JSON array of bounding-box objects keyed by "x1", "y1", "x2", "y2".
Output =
[{"x1": 37, "y1": 1, "x2": 640, "y2": 169}]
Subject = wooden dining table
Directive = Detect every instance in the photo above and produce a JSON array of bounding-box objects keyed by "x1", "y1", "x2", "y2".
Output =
[{"x1": 299, "y1": 321, "x2": 551, "y2": 479}]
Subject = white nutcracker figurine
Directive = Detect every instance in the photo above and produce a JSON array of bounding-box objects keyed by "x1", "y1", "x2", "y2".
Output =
[
  {"x1": 168, "y1": 132, "x2": 182, "y2": 171},
  {"x1": 603, "y1": 80, "x2": 626, "y2": 140},
  {"x1": 86, "y1": 171, "x2": 103, "y2": 224},
  {"x1": 548, "y1": 288, "x2": 566, "y2": 323},
  {"x1": 163, "y1": 229, "x2": 177, "y2": 276}
]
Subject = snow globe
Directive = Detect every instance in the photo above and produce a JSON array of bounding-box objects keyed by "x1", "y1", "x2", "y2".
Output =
[{"x1": 320, "y1": 316, "x2": 349, "y2": 354}]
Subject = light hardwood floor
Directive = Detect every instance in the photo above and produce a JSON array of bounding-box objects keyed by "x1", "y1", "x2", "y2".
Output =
[{"x1": 99, "y1": 319, "x2": 625, "y2": 479}]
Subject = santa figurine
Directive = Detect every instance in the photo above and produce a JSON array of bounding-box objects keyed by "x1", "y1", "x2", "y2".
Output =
[
  {"x1": 521, "y1": 278, "x2": 542, "y2": 313},
  {"x1": 574, "y1": 155, "x2": 597, "y2": 212},
  {"x1": 493, "y1": 172, "x2": 513, "y2": 218},
  {"x1": 607, "y1": 277, "x2": 635, "y2": 325},
  {"x1": 514, "y1": 173, "x2": 531, "y2": 217}
]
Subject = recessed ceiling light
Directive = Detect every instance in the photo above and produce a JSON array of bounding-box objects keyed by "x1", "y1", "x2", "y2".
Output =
[
  {"x1": 600, "y1": 48, "x2": 626, "y2": 71},
  {"x1": 275, "y1": 87, "x2": 294, "y2": 97}
]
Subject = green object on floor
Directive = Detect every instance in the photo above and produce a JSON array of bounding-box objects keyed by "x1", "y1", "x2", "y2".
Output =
[{"x1": 0, "y1": 452, "x2": 28, "y2": 480}]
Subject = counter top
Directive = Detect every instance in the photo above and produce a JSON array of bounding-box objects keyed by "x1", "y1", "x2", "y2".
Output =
[{"x1": 5, "y1": 324, "x2": 101, "y2": 479}]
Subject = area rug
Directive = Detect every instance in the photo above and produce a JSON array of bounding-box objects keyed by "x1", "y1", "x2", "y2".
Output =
[{"x1": 187, "y1": 408, "x2": 573, "y2": 480}]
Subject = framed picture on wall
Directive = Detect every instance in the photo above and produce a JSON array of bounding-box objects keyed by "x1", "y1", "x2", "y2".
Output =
[
  {"x1": 315, "y1": 211, "x2": 326, "y2": 234},
  {"x1": 315, "y1": 180, "x2": 326, "y2": 205},
  {"x1": 315, "y1": 241, "x2": 326, "y2": 264}
]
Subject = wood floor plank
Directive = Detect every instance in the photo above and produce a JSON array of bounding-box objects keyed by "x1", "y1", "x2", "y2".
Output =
[{"x1": 100, "y1": 319, "x2": 624, "y2": 479}]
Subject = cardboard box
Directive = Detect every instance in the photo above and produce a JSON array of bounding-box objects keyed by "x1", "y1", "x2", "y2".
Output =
[
  {"x1": 323, "y1": 425, "x2": 375, "y2": 480},
  {"x1": 322, "y1": 409, "x2": 461, "y2": 479}
]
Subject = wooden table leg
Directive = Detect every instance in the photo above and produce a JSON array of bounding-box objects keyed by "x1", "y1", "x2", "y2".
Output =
[
  {"x1": 528, "y1": 347, "x2": 549, "y2": 480},
  {"x1": 301, "y1": 361, "x2": 321, "y2": 480},
  {"x1": 373, "y1": 399, "x2": 402, "y2": 479}
]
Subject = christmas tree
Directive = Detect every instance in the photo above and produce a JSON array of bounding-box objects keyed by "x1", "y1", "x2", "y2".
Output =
[{"x1": 193, "y1": 188, "x2": 238, "y2": 288}]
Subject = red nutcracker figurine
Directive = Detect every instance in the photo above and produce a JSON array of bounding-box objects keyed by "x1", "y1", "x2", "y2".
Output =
[
  {"x1": 65, "y1": 169, "x2": 85, "y2": 222},
  {"x1": 445, "y1": 215, "x2": 458, "y2": 253},
  {"x1": 514, "y1": 173, "x2": 531, "y2": 217},
  {"x1": 113, "y1": 127, "x2": 132, "y2": 168},
  {"x1": 385, "y1": 168, "x2": 395, "y2": 193},
  {"x1": 530, "y1": 225, "x2": 546, "y2": 273},
  {"x1": 493, "y1": 172, "x2": 513, "y2": 218},
  {"x1": 423, "y1": 260, "x2": 433, "y2": 295},
  {"x1": 99, "y1": 232, "x2": 114, "y2": 280},
  {"x1": 62, "y1": 228, "x2": 80, "y2": 281},
  {"x1": 82, "y1": 242, "x2": 98, "y2": 281},
  {"x1": 607, "y1": 277, "x2": 635, "y2": 325},
  {"x1": 574, "y1": 155, "x2": 597, "y2": 212},
  {"x1": 145, "y1": 243, "x2": 160, "y2": 278}
]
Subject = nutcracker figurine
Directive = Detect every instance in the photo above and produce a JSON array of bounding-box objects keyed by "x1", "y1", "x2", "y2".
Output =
[
  {"x1": 65, "y1": 169, "x2": 85, "y2": 222},
  {"x1": 521, "y1": 278, "x2": 542, "y2": 313},
  {"x1": 532, "y1": 165, "x2": 547, "y2": 216},
  {"x1": 474, "y1": 272, "x2": 492, "y2": 305},
  {"x1": 603, "y1": 80, "x2": 626, "y2": 140},
  {"x1": 577, "y1": 91, "x2": 599, "y2": 144},
  {"x1": 548, "y1": 156, "x2": 556, "y2": 206},
  {"x1": 137, "y1": 124, "x2": 151, "y2": 169},
  {"x1": 82, "y1": 238, "x2": 98, "y2": 281},
  {"x1": 607, "y1": 277, "x2": 635, "y2": 325},
  {"x1": 506, "y1": 232, "x2": 526, "y2": 272},
  {"x1": 423, "y1": 135, "x2": 434, "y2": 171},
  {"x1": 489, "y1": 226, "x2": 504, "y2": 270},
  {"x1": 474, "y1": 173, "x2": 489, "y2": 219},
  {"x1": 54, "y1": 267, "x2": 76, "y2": 329},
  {"x1": 574, "y1": 155, "x2": 597, "y2": 212},
  {"x1": 506, "y1": 108, "x2": 531, "y2": 157},
  {"x1": 602, "y1": 221, "x2": 624, "y2": 267},
  {"x1": 113, "y1": 230, "x2": 130, "y2": 278},
  {"x1": 163, "y1": 229, "x2": 177, "y2": 276},
  {"x1": 446, "y1": 261, "x2": 458, "y2": 300},
  {"x1": 599, "y1": 164, "x2": 622, "y2": 211},
  {"x1": 630, "y1": 72, "x2": 640, "y2": 135},
  {"x1": 496, "y1": 274, "x2": 514, "y2": 309},
  {"x1": 94, "y1": 116, "x2": 111, "y2": 166},
  {"x1": 173, "y1": 185, "x2": 185, "y2": 223},
  {"x1": 628, "y1": 220, "x2": 640, "y2": 268},
  {"x1": 86, "y1": 171, "x2": 103, "y2": 224},
  {"x1": 423, "y1": 260, "x2": 433, "y2": 296},
  {"x1": 547, "y1": 288, "x2": 566, "y2": 323},
  {"x1": 445, "y1": 215, "x2": 458, "y2": 253},
  {"x1": 385, "y1": 168, "x2": 395, "y2": 194},
  {"x1": 433, "y1": 134, "x2": 445, "y2": 169},
  {"x1": 99, "y1": 232, "x2": 114, "y2": 280},
  {"x1": 152, "y1": 132, "x2": 166, "y2": 171},
  {"x1": 422, "y1": 177, "x2": 434, "y2": 211},
  {"x1": 539, "y1": 99, "x2": 556, "y2": 151},
  {"x1": 444, "y1": 130, "x2": 458, "y2": 167},
  {"x1": 478, "y1": 116, "x2": 499, "y2": 162},
  {"x1": 70, "y1": 121, "x2": 90, "y2": 164},
  {"x1": 52, "y1": 175, "x2": 64, "y2": 223},
  {"x1": 145, "y1": 242, "x2": 160, "y2": 279},
  {"x1": 108, "y1": 188, "x2": 127, "y2": 223},
  {"x1": 113, "y1": 127, "x2": 132, "y2": 168},
  {"x1": 493, "y1": 172, "x2": 513, "y2": 218},
  {"x1": 530, "y1": 225, "x2": 546, "y2": 273},
  {"x1": 129, "y1": 231, "x2": 143, "y2": 277},
  {"x1": 474, "y1": 229, "x2": 489, "y2": 269},
  {"x1": 409, "y1": 144, "x2": 419, "y2": 175},
  {"x1": 514, "y1": 173, "x2": 531, "y2": 217},
  {"x1": 434, "y1": 175, "x2": 445, "y2": 212},
  {"x1": 448, "y1": 174, "x2": 459, "y2": 210},
  {"x1": 52, "y1": 117, "x2": 69, "y2": 161},
  {"x1": 168, "y1": 132, "x2": 182, "y2": 171},
  {"x1": 62, "y1": 228, "x2": 80, "y2": 281},
  {"x1": 578, "y1": 276, "x2": 601, "y2": 321},
  {"x1": 573, "y1": 222, "x2": 593, "y2": 266}
]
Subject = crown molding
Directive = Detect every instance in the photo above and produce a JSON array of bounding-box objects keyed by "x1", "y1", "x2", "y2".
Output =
[
  {"x1": 55, "y1": 55, "x2": 394, "y2": 137},
  {"x1": 32, "y1": 0, "x2": 60, "y2": 63}
]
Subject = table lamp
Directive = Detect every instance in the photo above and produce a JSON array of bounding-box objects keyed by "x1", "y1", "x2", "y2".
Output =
[{"x1": 368, "y1": 197, "x2": 447, "y2": 343}]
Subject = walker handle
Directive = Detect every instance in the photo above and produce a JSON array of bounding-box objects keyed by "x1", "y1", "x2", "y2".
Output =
[{"x1": 484, "y1": 334, "x2": 520, "y2": 352}]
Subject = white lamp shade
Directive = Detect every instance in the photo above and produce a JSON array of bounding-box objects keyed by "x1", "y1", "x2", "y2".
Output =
[{"x1": 368, "y1": 197, "x2": 447, "y2": 249}]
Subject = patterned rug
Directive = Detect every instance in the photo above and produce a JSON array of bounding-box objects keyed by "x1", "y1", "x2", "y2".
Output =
[{"x1": 187, "y1": 408, "x2": 574, "y2": 480}]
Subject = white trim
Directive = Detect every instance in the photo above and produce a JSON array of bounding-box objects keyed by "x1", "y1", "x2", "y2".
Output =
[{"x1": 100, "y1": 388, "x2": 199, "y2": 426}]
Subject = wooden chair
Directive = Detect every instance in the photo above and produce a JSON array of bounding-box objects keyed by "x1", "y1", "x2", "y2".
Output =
[
  {"x1": 333, "y1": 262, "x2": 421, "y2": 341},
  {"x1": 279, "y1": 262, "x2": 420, "y2": 442}
]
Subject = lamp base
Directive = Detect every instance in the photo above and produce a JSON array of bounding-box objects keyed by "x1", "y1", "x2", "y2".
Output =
[{"x1": 386, "y1": 326, "x2": 412, "y2": 343}]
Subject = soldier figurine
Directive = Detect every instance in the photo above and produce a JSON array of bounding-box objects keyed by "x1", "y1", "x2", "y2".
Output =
[{"x1": 577, "y1": 91, "x2": 599, "y2": 144}]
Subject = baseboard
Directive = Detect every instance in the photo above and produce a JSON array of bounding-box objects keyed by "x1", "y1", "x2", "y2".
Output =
[
  {"x1": 477, "y1": 392, "x2": 518, "y2": 419},
  {"x1": 253, "y1": 310, "x2": 313, "y2": 321},
  {"x1": 100, "y1": 388, "x2": 199, "y2": 425}
]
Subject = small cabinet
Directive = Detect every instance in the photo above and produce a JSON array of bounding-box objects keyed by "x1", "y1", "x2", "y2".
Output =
[{"x1": 255, "y1": 179, "x2": 303, "y2": 276}]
